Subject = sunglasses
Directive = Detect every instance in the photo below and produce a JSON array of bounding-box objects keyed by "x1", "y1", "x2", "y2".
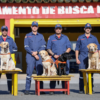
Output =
[{"x1": 2, "y1": 29, "x2": 8, "y2": 32}]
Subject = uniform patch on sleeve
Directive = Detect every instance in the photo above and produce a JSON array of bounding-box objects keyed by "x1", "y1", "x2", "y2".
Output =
[{"x1": 25, "y1": 36, "x2": 27, "y2": 38}]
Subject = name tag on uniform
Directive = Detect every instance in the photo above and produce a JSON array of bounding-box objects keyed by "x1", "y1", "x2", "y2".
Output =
[
  {"x1": 81, "y1": 39, "x2": 85, "y2": 40},
  {"x1": 52, "y1": 40, "x2": 57, "y2": 41},
  {"x1": 28, "y1": 36, "x2": 32, "y2": 38}
]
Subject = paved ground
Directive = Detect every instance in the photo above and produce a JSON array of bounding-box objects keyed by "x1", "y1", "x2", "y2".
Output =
[{"x1": 0, "y1": 84, "x2": 100, "y2": 100}]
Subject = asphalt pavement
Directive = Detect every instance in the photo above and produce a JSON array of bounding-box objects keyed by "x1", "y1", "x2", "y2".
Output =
[{"x1": 0, "y1": 83, "x2": 100, "y2": 100}]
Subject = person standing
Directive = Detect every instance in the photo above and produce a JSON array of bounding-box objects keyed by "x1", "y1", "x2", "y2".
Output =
[
  {"x1": 47, "y1": 24, "x2": 71, "y2": 95},
  {"x1": 75, "y1": 23, "x2": 100, "y2": 94},
  {"x1": 24, "y1": 21, "x2": 46, "y2": 95},
  {"x1": 0, "y1": 26, "x2": 17, "y2": 93}
]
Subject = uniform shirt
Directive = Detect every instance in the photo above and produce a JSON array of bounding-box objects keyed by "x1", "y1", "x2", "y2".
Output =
[
  {"x1": 47, "y1": 34, "x2": 71, "y2": 55},
  {"x1": 75, "y1": 33, "x2": 100, "y2": 57},
  {"x1": 0, "y1": 35, "x2": 17, "y2": 53},
  {"x1": 24, "y1": 32, "x2": 46, "y2": 55},
  {"x1": 3, "y1": 37, "x2": 6, "y2": 41}
]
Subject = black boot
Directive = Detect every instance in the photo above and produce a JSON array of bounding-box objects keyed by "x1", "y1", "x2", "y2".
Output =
[
  {"x1": 79, "y1": 90, "x2": 84, "y2": 94},
  {"x1": 40, "y1": 92, "x2": 45, "y2": 94},
  {"x1": 24, "y1": 90, "x2": 29, "y2": 95},
  {"x1": 49, "y1": 92, "x2": 54, "y2": 95}
]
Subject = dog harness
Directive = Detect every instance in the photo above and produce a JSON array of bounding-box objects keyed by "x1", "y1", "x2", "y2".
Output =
[
  {"x1": 0, "y1": 53, "x2": 11, "y2": 60},
  {"x1": 43, "y1": 58, "x2": 54, "y2": 67},
  {"x1": 55, "y1": 60, "x2": 66, "y2": 69},
  {"x1": 0, "y1": 53, "x2": 10, "y2": 55}
]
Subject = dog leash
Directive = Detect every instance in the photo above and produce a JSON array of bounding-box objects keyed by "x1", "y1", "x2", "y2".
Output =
[
  {"x1": 0, "y1": 53, "x2": 11, "y2": 55},
  {"x1": 0, "y1": 53, "x2": 11, "y2": 59}
]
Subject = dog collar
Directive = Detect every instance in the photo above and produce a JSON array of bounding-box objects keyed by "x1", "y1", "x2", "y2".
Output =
[{"x1": 89, "y1": 50, "x2": 98, "y2": 54}]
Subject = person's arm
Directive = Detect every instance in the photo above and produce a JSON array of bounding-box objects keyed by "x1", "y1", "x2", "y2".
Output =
[
  {"x1": 65, "y1": 37, "x2": 71, "y2": 53},
  {"x1": 95, "y1": 38, "x2": 100, "y2": 57},
  {"x1": 47, "y1": 37, "x2": 53, "y2": 54},
  {"x1": 38, "y1": 36, "x2": 46, "y2": 53},
  {"x1": 98, "y1": 44, "x2": 100, "y2": 58},
  {"x1": 66, "y1": 48, "x2": 71, "y2": 53},
  {"x1": 95, "y1": 37, "x2": 100, "y2": 50},
  {"x1": 47, "y1": 37, "x2": 54, "y2": 56},
  {"x1": 47, "y1": 49, "x2": 54, "y2": 56},
  {"x1": 98, "y1": 49, "x2": 100, "y2": 56},
  {"x1": 11, "y1": 39, "x2": 17, "y2": 54},
  {"x1": 47, "y1": 37, "x2": 59, "y2": 59},
  {"x1": 75, "y1": 37, "x2": 81, "y2": 64},
  {"x1": 24, "y1": 35, "x2": 32, "y2": 55},
  {"x1": 75, "y1": 50, "x2": 79, "y2": 60}
]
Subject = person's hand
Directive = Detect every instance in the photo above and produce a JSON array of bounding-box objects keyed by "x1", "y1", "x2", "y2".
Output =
[
  {"x1": 34, "y1": 55, "x2": 39, "y2": 60},
  {"x1": 54, "y1": 55, "x2": 59, "y2": 59},
  {"x1": 32, "y1": 51, "x2": 37, "y2": 56},
  {"x1": 76, "y1": 59, "x2": 81, "y2": 64}
]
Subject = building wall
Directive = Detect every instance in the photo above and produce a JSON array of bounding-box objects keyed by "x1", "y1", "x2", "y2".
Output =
[{"x1": 0, "y1": 19, "x2": 5, "y2": 35}]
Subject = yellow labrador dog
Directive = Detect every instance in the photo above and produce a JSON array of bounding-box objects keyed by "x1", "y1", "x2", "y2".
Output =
[
  {"x1": 87, "y1": 43, "x2": 100, "y2": 69},
  {"x1": 0, "y1": 42, "x2": 15, "y2": 70},
  {"x1": 39, "y1": 50, "x2": 57, "y2": 76}
]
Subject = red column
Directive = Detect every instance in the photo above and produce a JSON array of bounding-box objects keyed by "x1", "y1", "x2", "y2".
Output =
[{"x1": 5, "y1": 19, "x2": 10, "y2": 36}]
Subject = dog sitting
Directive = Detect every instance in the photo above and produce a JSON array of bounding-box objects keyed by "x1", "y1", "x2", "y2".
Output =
[
  {"x1": 0, "y1": 42, "x2": 15, "y2": 70},
  {"x1": 87, "y1": 43, "x2": 100, "y2": 69},
  {"x1": 55, "y1": 52, "x2": 72, "y2": 76},
  {"x1": 39, "y1": 50, "x2": 57, "y2": 76}
]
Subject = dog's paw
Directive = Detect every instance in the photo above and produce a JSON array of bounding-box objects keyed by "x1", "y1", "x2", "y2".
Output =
[
  {"x1": 87, "y1": 67, "x2": 91, "y2": 69},
  {"x1": 96, "y1": 68, "x2": 100, "y2": 70},
  {"x1": 42, "y1": 74, "x2": 46, "y2": 76},
  {"x1": 47, "y1": 74, "x2": 50, "y2": 76}
]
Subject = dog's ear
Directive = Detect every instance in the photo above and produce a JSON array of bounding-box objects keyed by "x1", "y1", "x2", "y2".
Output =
[
  {"x1": 0, "y1": 43, "x2": 3, "y2": 47},
  {"x1": 87, "y1": 44, "x2": 90, "y2": 49},
  {"x1": 45, "y1": 51, "x2": 48, "y2": 56},
  {"x1": 7, "y1": 43, "x2": 9, "y2": 46},
  {"x1": 94, "y1": 44, "x2": 97, "y2": 49}
]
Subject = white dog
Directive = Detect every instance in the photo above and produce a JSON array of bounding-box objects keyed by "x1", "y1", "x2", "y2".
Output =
[
  {"x1": 39, "y1": 50, "x2": 57, "y2": 76},
  {"x1": 87, "y1": 43, "x2": 100, "y2": 69},
  {"x1": 0, "y1": 42, "x2": 15, "y2": 70}
]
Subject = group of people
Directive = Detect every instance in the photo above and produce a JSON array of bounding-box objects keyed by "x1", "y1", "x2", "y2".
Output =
[{"x1": 0, "y1": 22, "x2": 100, "y2": 95}]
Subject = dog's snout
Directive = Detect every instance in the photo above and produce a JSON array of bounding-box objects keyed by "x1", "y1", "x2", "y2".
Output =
[
  {"x1": 91, "y1": 49, "x2": 93, "y2": 51},
  {"x1": 7, "y1": 45, "x2": 8, "y2": 48}
]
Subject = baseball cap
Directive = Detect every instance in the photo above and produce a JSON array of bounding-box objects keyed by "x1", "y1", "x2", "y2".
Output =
[
  {"x1": 1, "y1": 26, "x2": 8, "y2": 31},
  {"x1": 55, "y1": 24, "x2": 62, "y2": 29},
  {"x1": 32, "y1": 21, "x2": 38, "y2": 27},
  {"x1": 85, "y1": 23, "x2": 92, "y2": 29}
]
